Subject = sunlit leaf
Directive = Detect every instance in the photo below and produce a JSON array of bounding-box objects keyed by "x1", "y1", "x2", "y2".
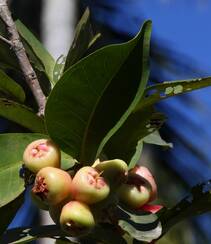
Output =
[{"x1": 45, "y1": 21, "x2": 152, "y2": 164}]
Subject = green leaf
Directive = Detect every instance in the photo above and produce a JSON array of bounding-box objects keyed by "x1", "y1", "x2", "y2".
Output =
[
  {"x1": 96, "y1": 21, "x2": 152, "y2": 159},
  {"x1": 136, "y1": 77, "x2": 211, "y2": 110},
  {"x1": 0, "y1": 133, "x2": 48, "y2": 207},
  {"x1": 53, "y1": 55, "x2": 66, "y2": 84},
  {"x1": 143, "y1": 130, "x2": 173, "y2": 148},
  {"x1": 118, "y1": 220, "x2": 161, "y2": 243},
  {"x1": 45, "y1": 20, "x2": 152, "y2": 163},
  {"x1": 64, "y1": 8, "x2": 101, "y2": 71},
  {"x1": 104, "y1": 106, "x2": 165, "y2": 166},
  {"x1": 128, "y1": 140, "x2": 144, "y2": 169},
  {"x1": 16, "y1": 20, "x2": 55, "y2": 82},
  {"x1": 158, "y1": 179, "x2": 211, "y2": 236},
  {"x1": 0, "y1": 225, "x2": 62, "y2": 244},
  {"x1": 0, "y1": 98, "x2": 46, "y2": 133},
  {"x1": 0, "y1": 193, "x2": 24, "y2": 236},
  {"x1": 117, "y1": 205, "x2": 162, "y2": 242},
  {"x1": 60, "y1": 151, "x2": 78, "y2": 171},
  {"x1": 0, "y1": 70, "x2": 25, "y2": 102}
]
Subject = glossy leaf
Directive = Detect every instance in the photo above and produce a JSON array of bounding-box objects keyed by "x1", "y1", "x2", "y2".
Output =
[
  {"x1": 104, "y1": 106, "x2": 164, "y2": 166},
  {"x1": 95, "y1": 22, "x2": 151, "y2": 159},
  {"x1": 128, "y1": 140, "x2": 144, "y2": 170},
  {"x1": 116, "y1": 205, "x2": 162, "y2": 242},
  {"x1": 0, "y1": 70, "x2": 25, "y2": 102},
  {"x1": 60, "y1": 151, "x2": 78, "y2": 171},
  {"x1": 0, "y1": 193, "x2": 24, "y2": 236},
  {"x1": 143, "y1": 130, "x2": 173, "y2": 148},
  {"x1": 136, "y1": 77, "x2": 211, "y2": 110},
  {"x1": 53, "y1": 55, "x2": 66, "y2": 83},
  {"x1": 0, "y1": 98, "x2": 46, "y2": 133},
  {"x1": 45, "y1": 21, "x2": 152, "y2": 163},
  {"x1": 16, "y1": 20, "x2": 55, "y2": 82},
  {"x1": 64, "y1": 8, "x2": 101, "y2": 71},
  {"x1": 0, "y1": 225, "x2": 62, "y2": 244}
]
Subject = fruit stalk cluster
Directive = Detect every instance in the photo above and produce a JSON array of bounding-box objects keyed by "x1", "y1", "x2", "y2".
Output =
[{"x1": 22, "y1": 139, "x2": 158, "y2": 236}]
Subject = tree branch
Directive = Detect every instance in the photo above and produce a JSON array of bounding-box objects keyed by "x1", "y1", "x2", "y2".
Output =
[
  {"x1": 0, "y1": 0, "x2": 46, "y2": 115},
  {"x1": 0, "y1": 34, "x2": 11, "y2": 45}
]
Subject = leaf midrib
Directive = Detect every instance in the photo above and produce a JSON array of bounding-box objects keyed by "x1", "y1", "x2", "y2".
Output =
[{"x1": 79, "y1": 40, "x2": 138, "y2": 162}]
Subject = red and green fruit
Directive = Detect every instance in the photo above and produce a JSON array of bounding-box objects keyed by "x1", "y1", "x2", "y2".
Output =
[
  {"x1": 130, "y1": 166, "x2": 157, "y2": 201},
  {"x1": 118, "y1": 183, "x2": 151, "y2": 209},
  {"x1": 70, "y1": 166, "x2": 110, "y2": 204},
  {"x1": 60, "y1": 201, "x2": 95, "y2": 236},
  {"x1": 32, "y1": 167, "x2": 72, "y2": 205},
  {"x1": 23, "y1": 139, "x2": 61, "y2": 173}
]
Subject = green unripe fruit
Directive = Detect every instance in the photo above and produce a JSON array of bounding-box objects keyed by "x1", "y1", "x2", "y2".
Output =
[
  {"x1": 60, "y1": 201, "x2": 95, "y2": 236},
  {"x1": 130, "y1": 166, "x2": 157, "y2": 201},
  {"x1": 118, "y1": 183, "x2": 151, "y2": 209},
  {"x1": 32, "y1": 167, "x2": 72, "y2": 206},
  {"x1": 23, "y1": 139, "x2": 61, "y2": 173},
  {"x1": 70, "y1": 166, "x2": 110, "y2": 204}
]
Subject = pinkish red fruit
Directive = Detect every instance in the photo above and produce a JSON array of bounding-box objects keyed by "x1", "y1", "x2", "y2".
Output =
[
  {"x1": 70, "y1": 166, "x2": 110, "y2": 204},
  {"x1": 32, "y1": 167, "x2": 72, "y2": 205},
  {"x1": 130, "y1": 166, "x2": 157, "y2": 201},
  {"x1": 23, "y1": 139, "x2": 61, "y2": 173},
  {"x1": 60, "y1": 201, "x2": 95, "y2": 236}
]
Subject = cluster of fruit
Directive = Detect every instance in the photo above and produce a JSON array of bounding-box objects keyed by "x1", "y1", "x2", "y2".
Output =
[{"x1": 22, "y1": 139, "x2": 158, "y2": 236}]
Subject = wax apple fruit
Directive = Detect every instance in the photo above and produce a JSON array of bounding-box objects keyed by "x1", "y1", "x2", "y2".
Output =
[
  {"x1": 32, "y1": 167, "x2": 72, "y2": 205},
  {"x1": 60, "y1": 201, "x2": 95, "y2": 236},
  {"x1": 118, "y1": 183, "x2": 151, "y2": 208},
  {"x1": 130, "y1": 166, "x2": 157, "y2": 201},
  {"x1": 70, "y1": 166, "x2": 110, "y2": 204},
  {"x1": 23, "y1": 139, "x2": 61, "y2": 173}
]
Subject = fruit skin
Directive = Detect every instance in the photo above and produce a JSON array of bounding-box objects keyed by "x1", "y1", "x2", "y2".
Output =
[
  {"x1": 93, "y1": 159, "x2": 128, "y2": 185},
  {"x1": 130, "y1": 166, "x2": 157, "y2": 201},
  {"x1": 70, "y1": 166, "x2": 110, "y2": 204},
  {"x1": 60, "y1": 201, "x2": 95, "y2": 236},
  {"x1": 32, "y1": 167, "x2": 72, "y2": 205},
  {"x1": 23, "y1": 139, "x2": 61, "y2": 173},
  {"x1": 118, "y1": 183, "x2": 151, "y2": 209}
]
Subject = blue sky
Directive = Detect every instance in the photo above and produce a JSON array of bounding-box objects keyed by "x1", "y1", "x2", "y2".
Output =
[{"x1": 141, "y1": 0, "x2": 211, "y2": 73}]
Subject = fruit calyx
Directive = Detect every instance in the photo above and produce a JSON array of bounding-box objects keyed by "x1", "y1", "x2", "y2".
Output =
[
  {"x1": 86, "y1": 169, "x2": 106, "y2": 190},
  {"x1": 70, "y1": 166, "x2": 110, "y2": 204},
  {"x1": 30, "y1": 142, "x2": 49, "y2": 158},
  {"x1": 32, "y1": 176, "x2": 48, "y2": 201}
]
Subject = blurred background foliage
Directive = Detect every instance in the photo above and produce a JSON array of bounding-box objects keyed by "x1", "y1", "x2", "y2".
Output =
[{"x1": 2, "y1": 0, "x2": 211, "y2": 243}]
